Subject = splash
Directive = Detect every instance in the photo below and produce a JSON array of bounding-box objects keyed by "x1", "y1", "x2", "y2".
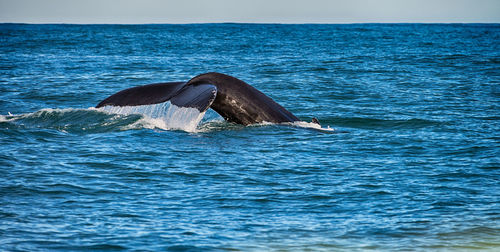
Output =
[{"x1": 96, "y1": 101, "x2": 206, "y2": 132}]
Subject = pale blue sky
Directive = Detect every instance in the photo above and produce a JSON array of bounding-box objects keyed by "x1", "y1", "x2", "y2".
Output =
[{"x1": 1, "y1": 0, "x2": 499, "y2": 24}]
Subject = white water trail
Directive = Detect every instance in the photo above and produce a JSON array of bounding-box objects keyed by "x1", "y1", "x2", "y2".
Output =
[{"x1": 96, "y1": 101, "x2": 206, "y2": 132}]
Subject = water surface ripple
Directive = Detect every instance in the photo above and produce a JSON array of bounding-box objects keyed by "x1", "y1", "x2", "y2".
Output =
[{"x1": 1, "y1": 23, "x2": 499, "y2": 251}]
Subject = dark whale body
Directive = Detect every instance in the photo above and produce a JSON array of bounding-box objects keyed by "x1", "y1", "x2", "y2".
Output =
[{"x1": 96, "y1": 72, "x2": 300, "y2": 125}]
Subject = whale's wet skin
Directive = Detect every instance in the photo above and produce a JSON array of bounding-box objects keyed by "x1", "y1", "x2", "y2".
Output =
[
  {"x1": 1, "y1": 24, "x2": 499, "y2": 251},
  {"x1": 96, "y1": 72, "x2": 306, "y2": 127}
]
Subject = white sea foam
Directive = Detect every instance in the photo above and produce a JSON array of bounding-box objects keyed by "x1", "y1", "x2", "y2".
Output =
[
  {"x1": 287, "y1": 121, "x2": 335, "y2": 132},
  {"x1": 96, "y1": 102, "x2": 205, "y2": 132}
]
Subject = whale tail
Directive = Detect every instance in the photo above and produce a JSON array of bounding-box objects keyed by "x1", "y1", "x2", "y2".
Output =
[{"x1": 96, "y1": 72, "x2": 299, "y2": 126}]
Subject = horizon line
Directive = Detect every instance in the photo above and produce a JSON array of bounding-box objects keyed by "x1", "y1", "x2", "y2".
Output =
[{"x1": 2, "y1": 21, "x2": 499, "y2": 25}]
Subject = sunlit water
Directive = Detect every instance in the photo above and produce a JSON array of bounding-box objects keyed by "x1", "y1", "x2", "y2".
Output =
[{"x1": 1, "y1": 23, "x2": 499, "y2": 251}]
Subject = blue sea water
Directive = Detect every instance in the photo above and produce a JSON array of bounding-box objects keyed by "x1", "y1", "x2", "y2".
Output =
[{"x1": 0, "y1": 23, "x2": 499, "y2": 251}]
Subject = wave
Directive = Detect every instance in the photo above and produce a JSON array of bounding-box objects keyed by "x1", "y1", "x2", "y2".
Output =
[
  {"x1": 1, "y1": 103, "x2": 335, "y2": 134},
  {"x1": 1, "y1": 108, "x2": 143, "y2": 134},
  {"x1": 1, "y1": 103, "x2": 206, "y2": 134}
]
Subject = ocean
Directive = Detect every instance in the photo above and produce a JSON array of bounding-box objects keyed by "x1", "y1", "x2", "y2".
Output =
[{"x1": 0, "y1": 23, "x2": 499, "y2": 251}]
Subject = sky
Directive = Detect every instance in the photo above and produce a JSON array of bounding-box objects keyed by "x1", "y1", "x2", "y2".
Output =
[{"x1": 1, "y1": 0, "x2": 499, "y2": 24}]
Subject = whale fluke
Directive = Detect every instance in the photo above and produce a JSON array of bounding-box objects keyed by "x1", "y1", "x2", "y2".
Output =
[
  {"x1": 96, "y1": 72, "x2": 300, "y2": 125},
  {"x1": 96, "y1": 82, "x2": 185, "y2": 108}
]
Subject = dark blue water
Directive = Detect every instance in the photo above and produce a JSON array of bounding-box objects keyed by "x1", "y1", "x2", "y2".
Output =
[{"x1": 1, "y1": 23, "x2": 499, "y2": 251}]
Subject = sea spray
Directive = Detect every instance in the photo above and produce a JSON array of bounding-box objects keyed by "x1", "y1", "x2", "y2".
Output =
[{"x1": 97, "y1": 101, "x2": 206, "y2": 132}]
